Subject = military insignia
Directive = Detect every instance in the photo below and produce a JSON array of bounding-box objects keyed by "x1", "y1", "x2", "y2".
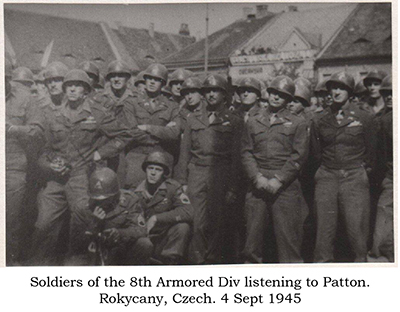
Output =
[
  {"x1": 180, "y1": 193, "x2": 191, "y2": 204},
  {"x1": 114, "y1": 141, "x2": 122, "y2": 148},
  {"x1": 95, "y1": 181, "x2": 103, "y2": 190},
  {"x1": 348, "y1": 120, "x2": 362, "y2": 127},
  {"x1": 119, "y1": 195, "x2": 126, "y2": 205},
  {"x1": 82, "y1": 116, "x2": 96, "y2": 124}
]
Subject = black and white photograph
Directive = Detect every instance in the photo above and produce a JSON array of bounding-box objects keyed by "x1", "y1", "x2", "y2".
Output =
[{"x1": 3, "y1": 1, "x2": 394, "y2": 268}]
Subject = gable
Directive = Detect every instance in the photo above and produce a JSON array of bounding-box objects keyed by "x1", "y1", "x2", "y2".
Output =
[{"x1": 280, "y1": 31, "x2": 310, "y2": 52}]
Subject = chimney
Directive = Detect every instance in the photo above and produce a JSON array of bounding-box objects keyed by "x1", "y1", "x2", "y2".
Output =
[
  {"x1": 243, "y1": 7, "x2": 253, "y2": 19},
  {"x1": 256, "y1": 5, "x2": 269, "y2": 18},
  {"x1": 149, "y1": 23, "x2": 155, "y2": 38},
  {"x1": 179, "y1": 23, "x2": 190, "y2": 36},
  {"x1": 288, "y1": 5, "x2": 298, "y2": 12}
]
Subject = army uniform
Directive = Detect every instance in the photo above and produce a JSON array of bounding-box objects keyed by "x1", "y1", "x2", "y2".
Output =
[
  {"x1": 310, "y1": 100, "x2": 377, "y2": 262},
  {"x1": 131, "y1": 178, "x2": 193, "y2": 264},
  {"x1": 241, "y1": 107, "x2": 309, "y2": 263},
  {"x1": 68, "y1": 189, "x2": 152, "y2": 265},
  {"x1": 176, "y1": 101, "x2": 242, "y2": 264},
  {"x1": 6, "y1": 76, "x2": 44, "y2": 265},
  {"x1": 31, "y1": 71, "x2": 137, "y2": 265},
  {"x1": 124, "y1": 92, "x2": 180, "y2": 188}
]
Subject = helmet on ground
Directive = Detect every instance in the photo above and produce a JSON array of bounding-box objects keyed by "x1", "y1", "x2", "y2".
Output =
[
  {"x1": 143, "y1": 63, "x2": 169, "y2": 84},
  {"x1": 202, "y1": 74, "x2": 228, "y2": 93},
  {"x1": 62, "y1": 69, "x2": 92, "y2": 92},
  {"x1": 237, "y1": 77, "x2": 261, "y2": 96},
  {"x1": 78, "y1": 61, "x2": 100, "y2": 80},
  {"x1": 89, "y1": 167, "x2": 120, "y2": 200},
  {"x1": 134, "y1": 71, "x2": 145, "y2": 86},
  {"x1": 181, "y1": 77, "x2": 203, "y2": 95},
  {"x1": 169, "y1": 68, "x2": 193, "y2": 86},
  {"x1": 11, "y1": 67, "x2": 34, "y2": 84},
  {"x1": 294, "y1": 83, "x2": 311, "y2": 107},
  {"x1": 380, "y1": 75, "x2": 392, "y2": 93},
  {"x1": 44, "y1": 62, "x2": 69, "y2": 80},
  {"x1": 354, "y1": 80, "x2": 368, "y2": 96},
  {"x1": 326, "y1": 72, "x2": 355, "y2": 93},
  {"x1": 106, "y1": 60, "x2": 131, "y2": 80},
  {"x1": 267, "y1": 75, "x2": 295, "y2": 99},
  {"x1": 142, "y1": 151, "x2": 170, "y2": 176},
  {"x1": 363, "y1": 69, "x2": 388, "y2": 86}
]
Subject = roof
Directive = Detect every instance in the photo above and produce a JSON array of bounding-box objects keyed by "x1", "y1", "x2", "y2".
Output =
[
  {"x1": 238, "y1": 4, "x2": 357, "y2": 54},
  {"x1": 317, "y1": 3, "x2": 392, "y2": 62},
  {"x1": 113, "y1": 26, "x2": 195, "y2": 70},
  {"x1": 163, "y1": 13, "x2": 276, "y2": 63},
  {"x1": 4, "y1": 9, "x2": 115, "y2": 73}
]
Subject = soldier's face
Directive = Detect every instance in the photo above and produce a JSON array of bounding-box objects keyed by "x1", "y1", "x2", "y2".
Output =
[
  {"x1": 288, "y1": 99, "x2": 304, "y2": 114},
  {"x1": 65, "y1": 82, "x2": 86, "y2": 102},
  {"x1": 145, "y1": 76, "x2": 163, "y2": 94},
  {"x1": 204, "y1": 88, "x2": 225, "y2": 106},
  {"x1": 109, "y1": 74, "x2": 129, "y2": 91},
  {"x1": 183, "y1": 90, "x2": 202, "y2": 106},
  {"x1": 137, "y1": 83, "x2": 146, "y2": 94},
  {"x1": 329, "y1": 82, "x2": 349, "y2": 105},
  {"x1": 239, "y1": 88, "x2": 259, "y2": 106},
  {"x1": 171, "y1": 81, "x2": 183, "y2": 97},
  {"x1": 381, "y1": 90, "x2": 392, "y2": 108},
  {"x1": 146, "y1": 164, "x2": 165, "y2": 185},
  {"x1": 268, "y1": 90, "x2": 290, "y2": 109},
  {"x1": 365, "y1": 79, "x2": 382, "y2": 99},
  {"x1": 45, "y1": 77, "x2": 64, "y2": 96}
]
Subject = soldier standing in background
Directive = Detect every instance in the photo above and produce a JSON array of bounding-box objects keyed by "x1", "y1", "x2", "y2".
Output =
[
  {"x1": 6, "y1": 67, "x2": 44, "y2": 265},
  {"x1": 360, "y1": 70, "x2": 388, "y2": 116},
  {"x1": 78, "y1": 61, "x2": 101, "y2": 92},
  {"x1": 241, "y1": 76, "x2": 309, "y2": 263},
  {"x1": 310, "y1": 72, "x2": 377, "y2": 262},
  {"x1": 134, "y1": 71, "x2": 146, "y2": 95},
  {"x1": 176, "y1": 74, "x2": 242, "y2": 264},
  {"x1": 169, "y1": 68, "x2": 193, "y2": 108}
]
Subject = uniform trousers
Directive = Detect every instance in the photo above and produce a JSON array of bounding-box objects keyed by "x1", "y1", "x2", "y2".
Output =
[
  {"x1": 30, "y1": 172, "x2": 89, "y2": 265},
  {"x1": 314, "y1": 166, "x2": 370, "y2": 262},
  {"x1": 243, "y1": 169, "x2": 308, "y2": 263}
]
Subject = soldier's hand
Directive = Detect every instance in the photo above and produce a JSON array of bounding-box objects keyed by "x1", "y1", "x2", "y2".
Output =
[
  {"x1": 103, "y1": 228, "x2": 120, "y2": 244},
  {"x1": 267, "y1": 178, "x2": 283, "y2": 194},
  {"x1": 255, "y1": 175, "x2": 269, "y2": 190},
  {"x1": 93, "y1": 206, "x2": 106, "y2": 220},
  {"x1": 146, "y1": 215, "x2": 157, "y2": 234}
]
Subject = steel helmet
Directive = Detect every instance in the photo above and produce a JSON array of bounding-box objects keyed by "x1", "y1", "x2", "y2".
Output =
[
  {"x1": 326, "y1": 72, "x2": 355, "y2": 93},
  {"x1": 314, "y1": 79, "x2": 328, "y2": 93},
  {"x1": 142, "y1": 151, "x2": 170, "y2": 176},
  {"x1": 294, "y1": 77, "x2": 312, "y2": 89},
  {"x1": 89, "y1": 167, "x2": 120, "y2": 200},
  {"x1": 45, "y1": 62, "x2": 69, "y2": 80},
  {"x1": 181, "y1": 77, "x2": 203, "y2": 95},
  {"x1": 363, "y1": 69, "x2": 388, "y2": 86},
  {"x1": 94, "y1": 74, "x2": 105, "y2": 90},
  {"x1": 78, "y1": 61, "x2": 100, "y2": 80},
  {"x1": 106, "y1": 60, "x2": 131, "y2": 80},
  {"x1": 134, "y1": 71, "x2": 145, "y2": 86},
  {"x1": 294, "y1": 83, "x2": 311, "y2": 107},
  {"x1": 237, "y1": 77, "x2": 262, "y2": 96},
  {"x1": 202, "y1": 74, "x2": 228, "y2": 93},
  {"x1": 267, "y1": 75, "x2": 295, "y2": 99},
  {"x1": 143, "y1": 63, "x2": 169, "y2": 84},
  {"x1": 34, "y1": 70, "x2": 46, "y2": 83},
  {"x1": 169, "y1": 68, "x2": 193, "y2": 86},
  {"x1": 380, "y1": 75, "x2": 392, "y2": 93},
  {"x1": 161, "y1": 85, "x2": 172, "y2": 97},
  {"x1": 62, "y1": 69, "x2": 92, "y2": 92},
  {"x1": 5, "y1": 58, "x2": 13, "y2": 78},
  {"x1": 11, "y1": 67, "x2": 34, "y2": 84},
  {"x1": 354, "y1": 80, "x2": 368, "y2": 95}
]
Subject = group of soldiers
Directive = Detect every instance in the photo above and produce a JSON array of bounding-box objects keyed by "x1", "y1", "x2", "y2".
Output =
[{"x1": 5, "y1": 57, "x2": 393, "y2": 266}]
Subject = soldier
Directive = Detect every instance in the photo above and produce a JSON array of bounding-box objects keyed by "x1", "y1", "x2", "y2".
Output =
[
  {"x1": 236, "y1": 77, "x2": 264, "y2": 121},
  {"x1": 124, "y1": 63, "x2": 180, "y2": 189},
  {"x1": 77, "y1": 61, "x2": 100, "y2": 90},
  {"x1": 67, "y1": 168, "x2": 152, "y2": 265},
  {"x1": 30, "y1": 69, "x2": 137, "y2": 265},
  {"x1": 176, "y1": 74, "x2": 242, "y2": 264},
  {"x1": 168, "y1": 68, "x2": 193, "y2": 107},
  {"x1": 369, "y1": 75, "x2": 393, "y2": 262},
  {"x1": 351, "y1": 80, "x2": 368, "y2": 105},
  {"x1": 93, "y1": 74, "x2": 105, "y2": 93},
  {"x1": 310, "y1": 71, "x2": 377, "y2": 262},
  {"x1": 360, "y1": 69, "x2": 388, "y2": 116},
  {"x1": 131, "y1": 152, "x2": 193, "y2": 264},
  {"x1": 134, "y1": 71, "x2": 146, "y2": 95},
  {"x1": 241, "y1": 75, "x2": 309, "y2": 263},
  {"x1": 314, "y1": 79, "x2": 332, "y2": 109},
  {"x1": 6, "y1": 67, "x2": 44, "y2": 265},
  {"x1": 43, "y1": 62, "x2": 69, "y2": 108},
  {"x1": 287, "y1": 83, "x2": 313, "y2": 123}
]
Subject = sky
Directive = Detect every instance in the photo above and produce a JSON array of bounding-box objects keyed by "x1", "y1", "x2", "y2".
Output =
[{"x1": 6, "y1": 1, "x2": 343, "y2": 39}]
